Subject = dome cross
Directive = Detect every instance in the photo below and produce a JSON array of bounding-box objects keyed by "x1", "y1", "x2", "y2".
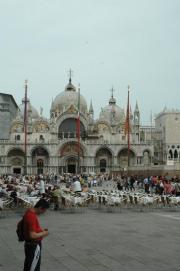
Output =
[
  {"x1": 68, "y1": 68, "x2": 73, "y2": 83},
  {"x1": 110, "y1": 86, "x2": 115, "y2": 98}
]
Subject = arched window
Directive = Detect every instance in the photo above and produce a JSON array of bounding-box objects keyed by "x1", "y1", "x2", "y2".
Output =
[
  {"x1": 140, "y1": 131, "x2": 145, "y2": 141},
  {"x1": 174, "y1": 149, "x2": 178, "y2": 159},
  {"x1": 169, "y1": 149, "x2": 173, "y2": 159},
  {"x1": 15, "y1": 135, "x2": 20, "y2": 140},
  {"x1": 39, "y1": 135, "x2": 44, "y2": 141},
  {"x1": 58, "y1": 118, "x2": 86, "y2": 139},
  {"x1": 32, "y1": 148, "x2": 49, "y2": 157}
]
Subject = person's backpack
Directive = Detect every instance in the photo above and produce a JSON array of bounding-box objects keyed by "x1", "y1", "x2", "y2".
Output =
[{"x1": 16, "y1": 217, "x2": 25, "y2": 242}]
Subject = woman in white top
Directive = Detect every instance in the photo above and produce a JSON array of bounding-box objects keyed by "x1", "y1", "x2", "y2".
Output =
[
  {"x1": 39, "y1": 179, "x2": 45, "y2": 194},
  {"x1": 73, "y1": 179, "x2": 82, "y2": 193}
]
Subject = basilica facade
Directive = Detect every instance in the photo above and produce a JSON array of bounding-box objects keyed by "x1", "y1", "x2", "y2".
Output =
[{"x1": 0, "y1": 77, "x2": 180, "y2": 176}]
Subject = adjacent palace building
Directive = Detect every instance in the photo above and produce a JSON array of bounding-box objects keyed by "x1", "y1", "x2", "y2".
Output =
[{"x1": 0, "y1": 76, "x2": 180, "y2": 176}]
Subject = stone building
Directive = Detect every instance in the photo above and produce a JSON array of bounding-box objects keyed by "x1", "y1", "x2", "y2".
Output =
[
  {"x1": 155, "y1": 109, "x2": 180, "y2": 167},
  {"x1": 0, "y1": 93, "x2": 18, "y2": 139},
  {"x1": 0, "y1": 77, "x2": 179, "y2": 176}
]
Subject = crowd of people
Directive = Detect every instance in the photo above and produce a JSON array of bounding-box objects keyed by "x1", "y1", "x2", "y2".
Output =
[
  {"x1": 1, "y1": 173, "x2": 179, "y2": 271},
  {"x1": 1, "y1": 173, "x2": 180, "y2": 210},
  {"x1": 115, "y1": 175, "x2": 180, "y2": 196}
]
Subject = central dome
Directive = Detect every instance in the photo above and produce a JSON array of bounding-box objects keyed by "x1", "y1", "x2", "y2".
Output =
[
  {"x1": 99, "y1": 94, "x2": 125, "y2": 124},
  {"x1": 51, "y1": 79, "x2": 88, "y2": 115}
]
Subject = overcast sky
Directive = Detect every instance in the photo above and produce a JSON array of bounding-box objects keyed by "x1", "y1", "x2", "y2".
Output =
[{"x1": 0, "y1": 0, "x2": 179, "y2": 125}]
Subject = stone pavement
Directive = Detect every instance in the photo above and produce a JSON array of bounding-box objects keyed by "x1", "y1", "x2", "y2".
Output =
[{"x1": 0, "y1": 208, "x2": 180, "y2": 271}]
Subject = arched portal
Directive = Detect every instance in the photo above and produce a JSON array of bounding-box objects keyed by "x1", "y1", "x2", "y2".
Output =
[
  {"x1": 99, "y1": 159, "x2": 107, "y2": 172},
  {"x1": 66, "y1": 157, "x2": 77, "y2": 174},
  {"x1": 60, "y1": 142, "x2": 84, "y2": 157},
  {"x1": 32, "y1": 147, "x2": 49, "y2": 175},
  {"x1": 59, "y1": 142, "x2": 84, "y2": 174},
  {"x1": 7, "y1": 148, "x2": 25, "y2": 174},
  {"x1": 95, "y1": 148, "x2": 112, "y2": 173}
]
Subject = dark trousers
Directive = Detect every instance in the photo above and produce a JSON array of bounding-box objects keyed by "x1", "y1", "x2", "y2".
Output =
[{"x1": 23, "y1": 241, "x2": 41, "y2": 271}]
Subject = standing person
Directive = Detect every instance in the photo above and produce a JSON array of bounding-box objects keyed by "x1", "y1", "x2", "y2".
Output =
[
  {"x1": 117, "y1": 180, "x2": 122, "y2": 191},
  {"x1": 51, "y1": 185, "x2": 62, "y2": 210},
  {"x1": 23, "y1": 198, "x2": 49, "y2": 271},
  {"x1": 129, "y1": 176, "x2": 135, "y2": 191},
  {"x1": 73, "y1": 177, "x2": 82, "y2": 193},
  {"x1": 39, "y1": 178, "x2": 45, "y2": 195},
  {"x1": 144, "y1": 177, "x2": 150, "y2": 193},
  {"x1": 124, "y1": 176, "x2": 129, "y2": 191}
]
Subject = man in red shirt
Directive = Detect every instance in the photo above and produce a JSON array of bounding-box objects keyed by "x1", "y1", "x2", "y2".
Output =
[{"x1": 23, "y1": 198, "x2": 49, "y2": 271}]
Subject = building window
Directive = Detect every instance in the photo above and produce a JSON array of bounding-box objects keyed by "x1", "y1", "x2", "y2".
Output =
[
  {"x1": 15, "y1": 135, "x2": 21, "y2": 140},
  {"x1": 0, "y1": 103, "x2": 9, "y2": 111},
  {"x1": 174, "y1": 149, "x2": 178, "y2": 159},
  {"x1": 39, "y1": 135, "x2": 44, "y2": 141},
  {"x1": 169, "y1": 150, "x2": 173, "y2": 159}
]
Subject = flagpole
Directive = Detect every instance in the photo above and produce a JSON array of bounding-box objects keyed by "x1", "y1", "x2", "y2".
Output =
[
  {"x1": 127, "y1": 86, "x2": 130, "y2": 167},
  {"x1": 23, "y1": 80, "x2": 28, "y2": 175},
  {"x1": 77, "y1": 84, "x2": 81, "y2": 174}
]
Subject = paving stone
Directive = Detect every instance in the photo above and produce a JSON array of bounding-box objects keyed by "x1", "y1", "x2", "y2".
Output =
[{"x1": 0, "y1": 209, "x2": 180, "y2": 270}]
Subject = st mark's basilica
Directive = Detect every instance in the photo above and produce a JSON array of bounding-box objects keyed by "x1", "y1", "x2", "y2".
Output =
[{"x1": 0, "y1": 74, "x2": 180, "y2": 176}]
